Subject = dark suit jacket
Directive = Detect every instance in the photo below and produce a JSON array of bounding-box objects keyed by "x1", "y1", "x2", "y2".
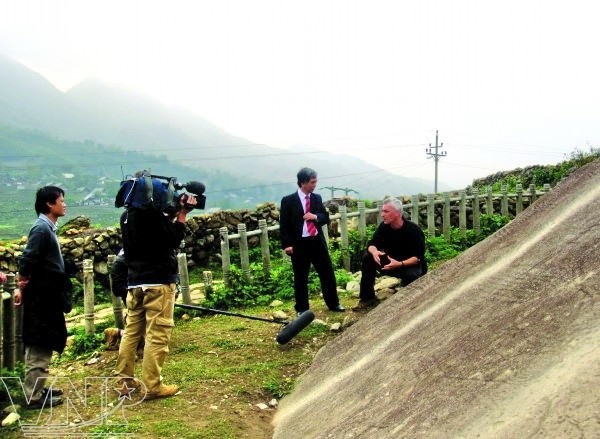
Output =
[{"x1": 279, "y1": 192, "x2": 330, "y2": 249}]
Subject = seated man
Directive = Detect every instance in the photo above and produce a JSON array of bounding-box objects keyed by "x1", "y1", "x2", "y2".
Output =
[{"x1": 353, "y1": 197, "x2": 426, "y2": 311}]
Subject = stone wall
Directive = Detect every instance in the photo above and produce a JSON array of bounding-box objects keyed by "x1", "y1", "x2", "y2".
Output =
[{"x1": 0, "y1": 202, "x2": 281, "y2": 277}]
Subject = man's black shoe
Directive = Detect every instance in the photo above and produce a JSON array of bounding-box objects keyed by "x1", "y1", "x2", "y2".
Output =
[
  {"x1": 329, "y1": 304, "x2": 346, "y2": 312},
  {"x1": 27, "y1": 395, "x2": 63, "y2": 409},
  {"x1": 41, "y1": 387, "x2": 63, "y2": 396}
]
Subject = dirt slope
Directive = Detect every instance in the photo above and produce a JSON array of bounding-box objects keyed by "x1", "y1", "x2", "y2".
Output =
[{"x1": 273, "y1": 160, "x2": 600, "y2": 438}]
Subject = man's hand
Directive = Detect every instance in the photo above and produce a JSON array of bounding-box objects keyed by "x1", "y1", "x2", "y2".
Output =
[
  {"x1": 302, "y1": 212, "x2": 317, "y2": 222},
  {"x1": 284, "y1": 246, "x2": 294, "y2": 256},
  {"x1": 176, "y1": 194, "x2": 197, "y2": 223},
  {"x1": 179, "y1": 194, "x2": 198, "y2": 212},
  {"x1": 14, "y1": 289, "x2": 22, "y2": 306},
  {"x1": 380, "y1": 255, "x2": 398, "y2": 271},
  {"x1": 368, "y1": 246, "x2": 385, "y2": 266}
]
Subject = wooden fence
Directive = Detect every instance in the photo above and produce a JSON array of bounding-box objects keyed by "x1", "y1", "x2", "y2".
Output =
[{"x1": 219, "y1": 184, "x2": 550, "y2": 285}]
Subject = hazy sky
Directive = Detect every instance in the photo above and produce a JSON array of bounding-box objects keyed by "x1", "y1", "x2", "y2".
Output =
[{"x1": 1, "y1": 0, "x2": 598, "y2": 188}]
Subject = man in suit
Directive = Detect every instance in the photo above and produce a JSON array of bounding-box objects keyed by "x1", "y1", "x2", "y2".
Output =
[{"x1": 279, "y1": 167, "x2": 345, "y2": 315}]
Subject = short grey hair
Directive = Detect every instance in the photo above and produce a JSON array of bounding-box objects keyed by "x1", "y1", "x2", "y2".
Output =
[
  {"x1": 382, "y1": 197, "x2": 403, "y2": 214},
  {"x1": 297, "y1": 167, "x2": 317, "y2": 187}
]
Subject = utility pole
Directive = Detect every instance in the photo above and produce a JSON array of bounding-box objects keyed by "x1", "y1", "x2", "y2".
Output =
[
  {"x1": 323, "y1": 186, "x2": 359, "y2": 200},
  {"x1": 323, "y1": 186, "x2": 337, "y2": 199},
  {"x1": 425, "y1": 130, "x2": 447, "y2": 194}
]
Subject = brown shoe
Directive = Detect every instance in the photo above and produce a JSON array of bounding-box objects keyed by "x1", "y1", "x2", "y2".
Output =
[
  {"x1": 351, "y1": 298, "x2": 380, "y2": 311},
  {"x1": 115, "y1": 378, "x2": 142, "y2": 397},
  {"x1": 145, "y1": 384, "x2": 180, "y2": 401}
]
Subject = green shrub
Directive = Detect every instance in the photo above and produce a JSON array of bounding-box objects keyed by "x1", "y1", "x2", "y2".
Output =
[
  {"x1": 67, "y1": 327, "x2": 105, "y2": 357},
  {"x1": 0, "y1": 363, "x2": 26, "y2": 403}
]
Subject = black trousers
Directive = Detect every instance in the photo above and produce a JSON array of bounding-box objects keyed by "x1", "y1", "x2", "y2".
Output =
[
  {"x1": 290, "y1": 237, "x2": 339, "y2": 312},
  {"x1": 359, "y1": 253, "x2": 422, "y2": 301}
]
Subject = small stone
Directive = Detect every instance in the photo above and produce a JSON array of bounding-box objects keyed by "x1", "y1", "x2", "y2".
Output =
[
  {"x1": 2, "y1": 412, "x2": 20, "y2": 426},
  {"x1": 272, "y1": 310, "x2": 288, "y2": 321},
  {"x1": 256, "y1": 403, "x2": 269, "y2": 410}
]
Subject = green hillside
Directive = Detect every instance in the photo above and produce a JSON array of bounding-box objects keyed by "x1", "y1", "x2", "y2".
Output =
[{"x1": 0, "y1": 125, "x2": 287, "y2": 240}]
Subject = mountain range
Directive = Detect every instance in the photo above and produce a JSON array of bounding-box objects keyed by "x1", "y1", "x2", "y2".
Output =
[{"x1": 0, "y1": 53, "x2": 440, "y2": 207}]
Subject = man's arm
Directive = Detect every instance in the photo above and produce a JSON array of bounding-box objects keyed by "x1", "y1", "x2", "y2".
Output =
[{"x1": 311, "y1": 194, "x2": 330, "y2": 226}]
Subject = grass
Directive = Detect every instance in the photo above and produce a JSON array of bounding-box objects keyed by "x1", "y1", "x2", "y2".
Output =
[{"x1": 1, "y1": 292, "x2": 357, "y2": 438}]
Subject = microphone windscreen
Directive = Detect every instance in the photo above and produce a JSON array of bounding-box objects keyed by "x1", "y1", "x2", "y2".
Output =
[
  {"x1": 184, "y1": 181, "x2": 206, "y2": 195},
  {"x1": 276, "y1": 310, "x2": 315, "y2": 344}
]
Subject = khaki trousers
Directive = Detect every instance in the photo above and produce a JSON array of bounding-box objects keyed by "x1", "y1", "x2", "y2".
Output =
[
  {"x1": 115, "y1": 284, "x2": 176, "y2": 393},
  {"x1": 24, "y1": 345, "x2": 53, "y2": 401}
]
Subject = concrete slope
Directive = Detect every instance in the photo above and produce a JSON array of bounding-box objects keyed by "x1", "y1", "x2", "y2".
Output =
[{"x1": 273, "y1": 159, "x2": 600, "y2": 439}]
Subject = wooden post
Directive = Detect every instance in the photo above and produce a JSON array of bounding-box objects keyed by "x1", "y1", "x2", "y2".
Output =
[
  {"x1": 339, "y1": 205, "x2": 350, "y2": 271},
  {"x1": 238, "y1": 223, "x2": 251, "y2": 282},
  {"x1": 443, "y1": 192, "x2": 451, "y2": 240},
  {"x1": 459, "y1": 190, "x2": 467, "y2": 235},
  {"x1": 107, "y1": 254, "x2": 125, "y2": 330},
  {"x1": 2, "y1": 281, "x2": 15, "y2": 370},
  {"x1": 203, "y1": 271, "x2": 214, "y2": 299},
  {"x1": 472, "y1": 189, "x2": 481, "y2": 235},
  {"x1": 501, "y1": 185, "x2": 509, "y2": 217},
  {"x1": 259, "y1": 219, "x2": 271, "y2": 277},
  {"x1": 529, "y1": 184, "x2": 537, "y2": 204},
  {"x1": 376, "y1": 200, "x2": 383, "y2": 225},
  {"x1": 410, "y1": 195, "x2": 419, "y2": 227},
  {"x1": 220, "y1": 227, "x2": 231, "y2": 288},
  {"x1": 177, "y1": 253, "x2": 191, "y2": 305},
  {"x1": 8, "y1": 274, "x2": 23, "y2": 363},
  {"x1": 83, "y1": 259, "x2": 95, "y2": 336},
  {"x1": 321, "y1": 222, "x2": 329, "y2": 243},
  {"x1": 358, "y1": 202, "x2": 366, "y2": 244},
  {"x1": 427, "y1": 194, "x2": 436, "y2": 236},
  {"x1": 0, "y1": 285, "x2": 5, "y2": 368},
  {"x1": 486, "y1": 187, "x2": 494, "y2": 214},
  {"x1": 516, "y1": 184, "x2": 524, "y2": 215}
]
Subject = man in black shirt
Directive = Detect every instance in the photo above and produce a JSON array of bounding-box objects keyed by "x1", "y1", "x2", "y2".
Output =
[{"x1": 353, "y1": 197, "x2": 426, "y2": 311}]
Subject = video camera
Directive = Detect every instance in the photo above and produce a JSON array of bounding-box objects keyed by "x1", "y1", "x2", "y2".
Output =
[{"x1": 115, "y1": 171, "x2": 206, "y2": 213}]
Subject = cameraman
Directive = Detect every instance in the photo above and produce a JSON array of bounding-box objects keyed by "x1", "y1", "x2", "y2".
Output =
[{"x1": 115, "y1": 190, "x2": 197, "y2": 400}]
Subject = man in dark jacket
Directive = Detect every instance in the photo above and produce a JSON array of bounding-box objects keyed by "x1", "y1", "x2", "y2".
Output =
[
  {"x1": 279, "y1": 167, "x2": 345, "y2": 315},
  {"x1": 352, "y1": 197, "x2": 426, "y2": 311},
  {"x1": 115, "y1": 191, "x2": 197, "y2": 400},
  {"x1": 15, "y1": 186, "x2": 70, "y2": 409}
]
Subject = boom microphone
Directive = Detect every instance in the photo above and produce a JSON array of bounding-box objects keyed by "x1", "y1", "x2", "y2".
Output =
[
  {"x1": 276, "y1": 310, "x2": 315, "y2": 345},
  {"x1": 174, "y1": 303, "x2": 314, "y2": 344}
]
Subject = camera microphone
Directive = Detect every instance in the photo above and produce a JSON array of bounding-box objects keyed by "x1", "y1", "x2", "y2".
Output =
[{"x1": 176, "y1": 181, "x2": 206, "y2": 196}]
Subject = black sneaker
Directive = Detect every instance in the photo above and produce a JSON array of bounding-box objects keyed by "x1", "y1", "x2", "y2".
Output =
[{"x1": 27, "y1": 395, "x2": 63, "y2": 409}]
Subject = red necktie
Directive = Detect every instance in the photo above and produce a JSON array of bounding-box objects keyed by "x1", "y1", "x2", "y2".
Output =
[{"x1": 305, "y1": 195, "x2": 318, "y2": 236}]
